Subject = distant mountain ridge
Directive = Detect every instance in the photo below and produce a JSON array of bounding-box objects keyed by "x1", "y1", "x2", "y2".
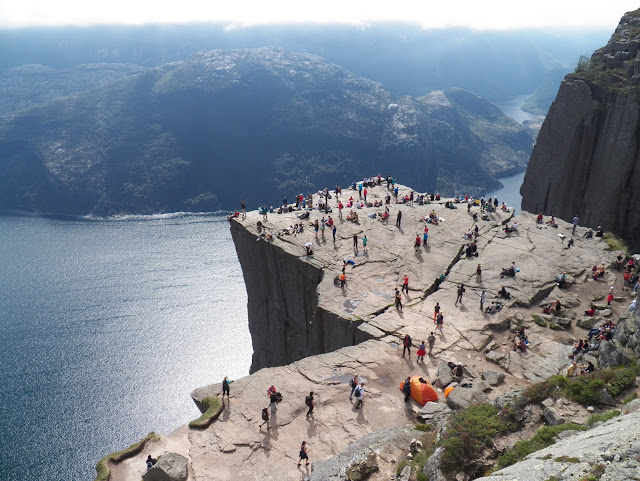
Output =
[{"x1": 0, "y1": 47, "x2": 534, "y2": 215}]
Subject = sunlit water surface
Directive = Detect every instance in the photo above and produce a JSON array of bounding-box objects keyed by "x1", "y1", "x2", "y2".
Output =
[{"x1": 0, "y1": 213, "x2": 250, "y2": 481}]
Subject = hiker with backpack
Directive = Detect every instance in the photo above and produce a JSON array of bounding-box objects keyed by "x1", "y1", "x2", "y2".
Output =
[
  {"x1": 428, "y1": 332, "x2": 436, "y2": 355},
  {"x1": 305, "y1": 391, "x2": 315, "y2": 417},
  {"x1": 349, "y1": 374, "x2": 359, "y2": 400},
  {"x1": 269, "y1": 388, "x2": 279, "y2": 413},
  {"x1": 259, "y1": 407, "x2": 270, "y2": 430}
]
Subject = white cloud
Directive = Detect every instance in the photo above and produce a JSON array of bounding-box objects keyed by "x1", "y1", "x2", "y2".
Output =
[{"x1": 0, "y1": 0, "x2": 637, "y2": 29}]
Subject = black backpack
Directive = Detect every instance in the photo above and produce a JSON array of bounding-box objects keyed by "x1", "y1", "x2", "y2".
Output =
[
  {"x1": 275, "y1": 392, "x2": 283, "y2": 403},
  {"x1": 262, "y1": 408, "x2": 269, "y2": 421},
  {"x1": 305, "y1": 396, "x2": 312, "y2": 406}
]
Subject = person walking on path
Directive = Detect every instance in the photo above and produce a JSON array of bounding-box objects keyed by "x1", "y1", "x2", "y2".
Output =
[
  {"x1": 572, "y1": 215, "x2": 579, "y2": 234},
  {"x1": 354, "y1": 382, "x2": 365, "y2": 409},
  {"x1": 338, "y1": 202, "x2": 344, "y2": 219},
  {"x1": 395, "y1": 288, "x2": 403, "y2": 311},
  {"x1": 434, "y1": 302, "x2": 440, "y2": 322},
  {"x1": 314, "y1": 219, "x2": 319, "y2": 238},
  {"x1": 259, "y1": 407, "x2": 270, "y2": 430},
  {"x1": 222, "y1": 376, "x2": 231, "y2": 398},
  {"x1": 417, "y1": 340, "x2": 427, "y2": 362},
  {"x1": 353, "y1": 233, "x2": 359, "y2": 254},
  {"x1": 423, "y1": 226, "x2": 429, "y2": 245},
  {"x1": 358, "y1": 183, "x2": 363, "y2": 199},
  {"x1": 480, "y1": 290, "x2": 486, "y2": 312},
  {"x1": 414, "y1": 235, "x2": 421, "y2": 252},
  {"x1": 396, "y1": 210, "x2": 402, "y2": 228},
  {"x1": 476, "y1": 264, "x2": 482, "y2": 279},
  {"x1": 402, "y1": 376, "x2": 412, "y2": 402},
  {"x1": 298, "y1": 441, "x2": 310, "y2": 467},
  {"x1": 607, "y1": 286, "x2": 614, "y2": 306},
  {"x1": 340, "y1": 272, "x2": 346, "y2": 289},
  {"x1": 332, "y1": 225, "x2": 337, "y2": 242},
  {"x1": 362, "y1": 235, "x2": 368, "y2": 253},
  {"x1": 436, "y1": 312, "x2": 444, "y2": 332},
  {"x1": 455, "y1": 284, "x2": 466, "y2": 305},
  {"x1": 428, "y1": 332, "x2": 436, "y2": 355},
  {"x1": 305, "y1": 392, "x2": 315, "y2": 417},
  {"x1": 349, "y1": 374, "x2": 359, "y2": 400},
  {"x1": 402, "y1": 334, "x2": 412, "y2": 357},
  {"x1": 402, "y1": 275, "x2": 409, "y2": 294}
]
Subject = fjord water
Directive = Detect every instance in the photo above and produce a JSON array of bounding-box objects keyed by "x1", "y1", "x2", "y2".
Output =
[{"x1": 0, "y1": 213, "x2": 250, "y2": 481}]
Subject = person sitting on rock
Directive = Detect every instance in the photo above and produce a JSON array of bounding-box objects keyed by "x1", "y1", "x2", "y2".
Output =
[
  {"x1": 583, "y1": 228, "x2": 593, "y2": 238},
  {"x1": 497, "y1": 286, "x2": 511, "y2": 299},
  {"x1": 570, "y1": 339, "x2": 584, "y2": 358},
  {"x1": 556, "y1": 272, "x2": 568, "y2": 289},
  {"x1": 595, "y1": 226, "x2": 604, "y2": 237},
  {"x1": 579, "y1": 361, "x2": 595, "y2": 375},
  {"x1": 146, "y1": 455, "x2": 157, "y2": 470},
  {"x1": 585, "y1": 308, "x2": 595, "y2": 316},
  {"x1": 536, "y1": 213, "x2": 544, "y2": 224},
  {"x1": 547, "y1": 216, "x2": 557, "y2": 227},
  {"x1": 566, "y1": 362, "x2": 582, "y2": 377}
]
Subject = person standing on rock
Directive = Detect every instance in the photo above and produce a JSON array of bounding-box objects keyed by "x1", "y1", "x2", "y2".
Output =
[
  {"x1": 362, "y1": 235, "x2": 368, "y2": 253},
  {"x1": 417, "y1": 340, "x2": 426, "y2": 362},
  {"x1": 314, "y1": 219, "x2": 319, "y2": 238},
  {"x1": 455, "y1": 284, "x2": 466, "y2": 305},
  {"x1": 332, "y1": 224, "x2": 337, "y2": 242},
  {"x1": 434, "y1": 302, "x2": 440, "y2": 322},
  {"x1": 436, "y1": 312, "x2": 444, "y2": 332},
  {"x1": 240, "y1": 201, "x2": 246, "y2": 220},
  {"x1": 363, "y1": 187, "x2": 368, "y2": 202},
  {"x1": 354, "y1": 382, "x2": 365, "y2": 409},
  {"x1": 414, "y1": 235, "x2": 421, "y2": 252},
  {"x1": 270, "y1": 389, "x2": 279, "y2": 413},
  {"x1": 402, "y1": 376, "x2": 412, "y2": 402},
  {"x1": 340, "y1": 272, "x2": 346, "y2": 289},
  {"x1": 476, "y1": 264, "x2": 482, "y2": 279},
  {"x1": 428, "y1": 332, "x2": 436, "y2": 355},
  {"x1": 305, "y1": 392, "x2": 315, "y2": 417},
  {"x1": 480, "y1": 290, "x2": 486, "y2": 312},
  {"x1": 349, "y1": 374, "x2": 359, "y2": 400},
  {"x1": 423, "y1": 226, "x2": 429, "y2": 245},
  {"x1": 298, "y1": 441, "x2": 310, "y2": 467},
  {"x1": 222, "y1": 376, "x2": 231, "y2": 399},
  {"x1": 402, "y1": 275, "x2": 409, "y2": 294},
  {"x1": 607, "y1": 287, "x2": 614, "y2": 306},
  {"x1": 402, "y1": 334, "x2": 412, "y2": 357},
  {"x1": 338, "y1": 201, "x2": 344, "y2": 219},
  {"x1": 353, "y1": 233, "x2": 359, "y2": 254},
  {"x1": 396, "y1": 210, "x2": 402, "y2": 228},
  {"x1": 572, "y1": 215, "x2": 579, "y2": 234},
  {"x1": 395, "y1": 288, "x2": 403, "y2": 311}
]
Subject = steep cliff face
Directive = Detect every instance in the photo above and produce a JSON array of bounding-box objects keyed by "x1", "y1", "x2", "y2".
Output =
[
  {"x1": 230, "y1": 220, "x2": 374, "y2": 372},
  {"x1": 521, "y1": 10, "x2": 640, "y2": 250}
]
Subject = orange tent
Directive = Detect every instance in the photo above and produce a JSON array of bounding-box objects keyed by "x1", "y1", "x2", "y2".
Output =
[
  {"x1": 399, "y1": 376, "x2": 438, "y2": 405},
  {"x1": 444, "y1": 385, "x2": 455, "y2": 398}
]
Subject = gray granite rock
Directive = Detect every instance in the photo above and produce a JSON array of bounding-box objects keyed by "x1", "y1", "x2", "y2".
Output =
[
  {"x1": 445, "y1": 383, "x2": 489, "y2": 410},
  {"x1": 481, "y1": 370, "x2": 505, "y2": 386},
  {"x1": 543, "y1": 407, "x2": 566, "y2": 426},
  {"x1": 142, "y1": 453, "x2": 188, "y2": 481}
]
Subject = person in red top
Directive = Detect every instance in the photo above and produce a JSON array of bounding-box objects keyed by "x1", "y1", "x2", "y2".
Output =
[
  {"x1": 402, "y1": 275, "x2": 409, "y2": 293},
  {"x1": 363, "y1": 188, "x2": 368, "y2": 202},
  {"x1": 338, "y1": 202, "x2": 344, "y2": 219},
  {"x1": 414, "y1": 235, "x2": 421, "y2": 251}
]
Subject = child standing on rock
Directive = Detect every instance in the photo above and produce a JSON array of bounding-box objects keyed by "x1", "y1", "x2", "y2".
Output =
[{"x1": 298, "y1": 441, "x2": 310, "y2": 467}]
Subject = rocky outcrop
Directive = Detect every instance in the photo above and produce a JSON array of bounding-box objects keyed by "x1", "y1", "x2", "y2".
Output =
[
  {"x1": 476, "y1": 410, "x2": 640, "y2": 481},
  {"x1": 142, "y1": 453, "x2": 188, "y2": 481},
  {"x1": 521, "y1": 9, "x2": 640, "y2": 250}
]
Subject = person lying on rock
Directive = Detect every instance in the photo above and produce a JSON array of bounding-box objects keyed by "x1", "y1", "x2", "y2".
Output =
[{"x1": 497, "y1": 286, "x2": 511, "y2": 299}]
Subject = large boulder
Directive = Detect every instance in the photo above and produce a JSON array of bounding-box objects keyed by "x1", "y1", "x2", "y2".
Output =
[
  {"x1": 434, "y1": 361, "x2": 454, "y2": 388},
  {"x1": 418, "y1": 402, "x2": 453, "y2": 425},
  {"x1": 445, "y1": 382, "x2": 489, "y2": 410},
  {"x1": 481, "y1": 370, "x2": 505, "y2": 386},
  {"x1": 542, "y1": 407, "x2": 566, "y2": 426},
  {"x1": 142, "y1": 453, "x2": 188, "y2": 481}
]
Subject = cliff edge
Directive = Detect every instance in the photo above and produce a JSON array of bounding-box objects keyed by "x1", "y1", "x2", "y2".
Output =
[{"x1": 521, "y1": 9, "x2": 640, "y2": 250}]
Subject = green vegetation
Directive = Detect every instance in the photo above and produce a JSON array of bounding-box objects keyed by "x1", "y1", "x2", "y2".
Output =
[
  {"x1": 554, "y1": 455, "x2": 580, "y2": 463},
  {"x1": 189, "y1": 396, "x2": 223, "y2": 429},
  {"x1": 573, "y1": 55, "x2": 631, "y2": 95},
  {"x1": 94, "y1": 432, "x2": 160, "y2": 481},
  {"x1": 603, "y1": 232, "x2": 628, "y2": 252},
  {"x1": 496, "y1": 424, "x2": 586, "y2": 469},
  {"x1": 587, "y1": 410, "x2": 620, "y2": 426},
  {"x1": 623, "y1": 392, "x2": 638, "y2": 404},
  {"x1": 532, "y1": 314, "x2": 548, "y2": 328},
  {"x1": 414, "y1": 423, "x2": 433, "y2": 432},
  {"x1": 439, "y1": 404, "x2": 507, "y2": 474}
]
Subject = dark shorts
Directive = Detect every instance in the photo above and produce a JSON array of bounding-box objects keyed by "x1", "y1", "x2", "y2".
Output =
[{"x1": 300, "y1": 451, "x2": 308, "y2": 459}]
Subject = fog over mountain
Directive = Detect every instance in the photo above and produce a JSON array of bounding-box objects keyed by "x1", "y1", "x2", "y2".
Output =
[{"x1": 0, "y1": 23, "x2": 610, "y2": 108}]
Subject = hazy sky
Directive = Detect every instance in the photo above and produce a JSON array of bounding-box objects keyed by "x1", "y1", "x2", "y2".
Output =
[{"x1": 1, "y1": 0, "x2": 638, "y2": 29}]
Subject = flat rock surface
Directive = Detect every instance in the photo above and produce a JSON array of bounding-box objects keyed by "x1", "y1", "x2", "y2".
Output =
[{"x1": 108, "y1": 186, "x2": 618, "y2": 481}]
